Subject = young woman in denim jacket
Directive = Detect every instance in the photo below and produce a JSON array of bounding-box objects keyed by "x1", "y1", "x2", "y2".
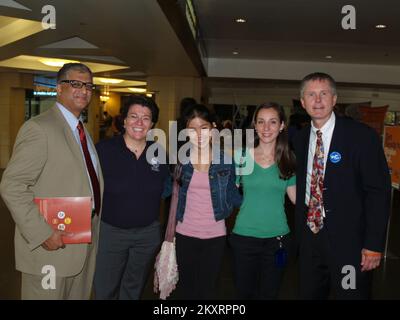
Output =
[
  {"x1": 231, "y1": 102, "x2": 296, "y2": 299},
  {"x1": 174, "y1": 104, "x2": 242, "y2": 299}
]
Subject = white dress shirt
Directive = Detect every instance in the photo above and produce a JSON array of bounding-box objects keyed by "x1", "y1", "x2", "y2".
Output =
[
  {"x1": 57, "y1": 102, "x2": 99, "y2": 209},
  {"x1": 305, "y1": 112, "x2": 336, "y2": 217}
]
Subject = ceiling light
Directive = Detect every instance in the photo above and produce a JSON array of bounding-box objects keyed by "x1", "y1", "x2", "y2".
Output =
[
  {"x1": 375, "y1": 24, "x2": 387, "y2": 29},
  {"x1": 128, "y1": 88, "x2": 146, "y2": 93},
  {"x1": 235, "y1": 18, "x2": 246, "y2": 23},
  {"x1": 39, "y1": 58, "x2": 79, "y2": 67},
  {"x1": 100, "y1": 95, "x2": 110, "y2": 102},
  {"x1": 96, "y1": 77, "x2": 124, "y2": 84},
  {"x1": 232, "y1": 51, "x2": 239, "y2": 55},
  {"x1": 325, "y1": 55, "x2": 333, "y2": 59}
]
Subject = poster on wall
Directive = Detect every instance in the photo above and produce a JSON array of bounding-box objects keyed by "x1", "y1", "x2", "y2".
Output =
[
  {"x1": 384, "y1": 126, "x2": 400, "y2": 189},
  {"x1": 359, "y1": 105, "x2": 388, "y2": 136}
]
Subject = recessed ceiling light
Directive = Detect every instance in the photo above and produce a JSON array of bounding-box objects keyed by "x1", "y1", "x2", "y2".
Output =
[
  {"x1": 39, "y1": 58, "x2": 79, "y2": 67},
  {"x1": 235, "y1": 18, "x2": 246, "y2": 23},
  {"x1": 96, "y1": 77, "x2": 124, "y2": 84},
  {"x1": 0, "y1": 55, "x2": 128, "y2": 73},
  {"x1": 232, "y1": 51, "x2": 239, "y2": 55},
  {"x1": 128, "y1": 87, "x2": 146, "y2": 93},
  {"x1": 375, "y1": 24, "x2": 387, "y2": 29},
  {"x1": 325, "y1": 55, "x2": 333, "y2": 59}
]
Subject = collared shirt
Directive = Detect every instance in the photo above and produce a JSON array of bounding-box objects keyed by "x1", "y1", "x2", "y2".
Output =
[
  {"x1": 96, "y1": 135, "x2": 170, "y2": 228},
  {"x1": 305, "y1": 112, "x2": 336, "y2": 216},
  {"x1": 56, "y1": 102, "x2": 99, "y2": 209}
]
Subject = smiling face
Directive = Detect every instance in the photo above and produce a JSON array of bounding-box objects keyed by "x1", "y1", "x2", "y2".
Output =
[
  {"x1": 254, "y1": 107, "x2": 284, "y2": 145},
  {"x1": 187, "y1": 116, "x2": 214, "y2": 149},
  {"x1": 301, "y1": 79, "x2": 337, "y2": 128},
  {"x1": 56, "y1": 70, "x2": 93, "y2": 118},
  {"x1": 124, "y1": 104, "x2": 153, "y2": 142}
]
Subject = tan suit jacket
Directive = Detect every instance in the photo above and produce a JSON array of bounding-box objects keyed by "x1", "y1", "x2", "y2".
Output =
[{"x1": 0, "y1": 105, "x2": 104, "y2": 277}]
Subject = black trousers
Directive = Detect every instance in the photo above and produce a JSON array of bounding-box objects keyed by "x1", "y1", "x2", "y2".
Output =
[
  {"x1": 94, "y1": 221, "x2": 161, "y2": 300},
  {"x1": 299, "y1": 227, "x2": 372, "y2": 300},
  {"x1": 175, "y1": 233, "x2": 225, "y2": 300},
  {"x1": 230, "y1": 233, "x2": 290, "y2": 300}
]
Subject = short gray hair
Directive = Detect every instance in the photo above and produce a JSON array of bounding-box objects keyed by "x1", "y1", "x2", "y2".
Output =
[{"x1": 300, "y1": 72, "x2": 337, "y2": 97}]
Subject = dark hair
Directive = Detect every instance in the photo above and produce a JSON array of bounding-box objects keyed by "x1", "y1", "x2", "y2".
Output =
[
  {"x1": 179, "y1": 97, "x2": 197, "y2": 116},
  {"x1": 121, "y1": 95, "x2": 159, "y2": 124},
  {"x1": 181, "y1": 104, "x2": 216, "y2": 128},
  {"x1": 175, "y1": 104, "x2": 217, "y2": 185},
  {"x1": 300, "y1": 72, "x2": 337, "y2": 97},
  {"x1": 252, "y1": 102, "x2": 295, "y2": 180},
  {"x1": 177, "y1": 97, "x2": 198, "y2": 141},
  {"x1": 57, "y1": 63, "x2": 93, "y2": 82}
]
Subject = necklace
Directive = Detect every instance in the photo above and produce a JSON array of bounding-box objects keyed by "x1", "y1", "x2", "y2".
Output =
[
  {"x1": 127, "y1": 144, "x2": 144, "y2": 153},
  {"x1": 124, "y1": 136, "x2": 145, "y2": 154},
  {"x1": 257, "y1": 147, "x2": 274, "y2": 163}
]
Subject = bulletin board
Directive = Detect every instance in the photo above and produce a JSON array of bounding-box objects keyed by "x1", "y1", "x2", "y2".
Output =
[{"x1": 384, "y1": 126, "x2": 400, "y2": 189}]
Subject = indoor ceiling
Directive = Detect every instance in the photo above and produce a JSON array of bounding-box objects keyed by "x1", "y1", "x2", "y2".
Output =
[
  {"x1": 0, "y1": 0, "x2": 199, "y2": 80},
  {"x1": 195, "y1": 0, "x2": 400, "y2": 65},
  {"x1": 0, "y1": 0, "x2": 400, "y2": 85}
]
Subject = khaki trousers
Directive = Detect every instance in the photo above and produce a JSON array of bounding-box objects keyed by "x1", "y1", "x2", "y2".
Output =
[{"x1": 21, "y1": 217, "x2": 98, "y2": 300}]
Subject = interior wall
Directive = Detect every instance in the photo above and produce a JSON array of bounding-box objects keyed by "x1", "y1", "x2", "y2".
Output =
[
  {"x1": 209, "y1": 85, "x2": 400, "y2": 113},
  {"x1": 103, "y1": 92, "x2": 121, "y2": 117},
  {"x1": 208, "y1": 58, "x2": 400, "y2": 86}
]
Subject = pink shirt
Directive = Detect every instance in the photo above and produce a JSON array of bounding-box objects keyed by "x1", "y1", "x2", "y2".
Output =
[{"x1": 176, "y1": 170, "x2": 226, "y2": 239}]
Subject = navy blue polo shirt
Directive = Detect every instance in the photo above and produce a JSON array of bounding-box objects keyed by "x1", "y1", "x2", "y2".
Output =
[{"x1": 96, "y1": 135, "x2": 169, "y2": 228}]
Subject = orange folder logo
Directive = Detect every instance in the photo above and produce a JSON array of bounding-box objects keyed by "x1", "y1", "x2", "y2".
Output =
[{"x1": 34, "y1": 197, "x2": 92, "y2": 244}]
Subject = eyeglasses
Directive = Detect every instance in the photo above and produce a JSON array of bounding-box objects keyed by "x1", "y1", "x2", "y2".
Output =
[{"x1": 59, "y1": 80, "x2": 96, "y2": 91}]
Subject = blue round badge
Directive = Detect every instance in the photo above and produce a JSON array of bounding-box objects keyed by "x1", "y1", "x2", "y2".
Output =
[{"x1": 329, "y1": 151, "x2": 341, "y2": 164}]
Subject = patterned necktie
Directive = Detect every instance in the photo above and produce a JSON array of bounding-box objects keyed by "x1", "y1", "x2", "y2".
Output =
[
  {"x1": 307, "y1": 130, "x2": 324, "y2": 233},
  {"x1": 77, "y1": 121, "x2": 100, "y2": 215}
]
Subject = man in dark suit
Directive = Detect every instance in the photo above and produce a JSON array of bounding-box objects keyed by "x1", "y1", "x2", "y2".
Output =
[{"x1": 293, "y1": 72, "x2": 391, "y2": 299}]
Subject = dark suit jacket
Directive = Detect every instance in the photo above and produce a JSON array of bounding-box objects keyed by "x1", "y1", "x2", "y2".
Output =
[{"x1": 293, "y1": 115, "x2": 391, "y2": 264}]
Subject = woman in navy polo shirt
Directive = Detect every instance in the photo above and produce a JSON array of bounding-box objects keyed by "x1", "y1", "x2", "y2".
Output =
[{"x1": 94, "y1": 96, "x2": 170, "y2": 300}]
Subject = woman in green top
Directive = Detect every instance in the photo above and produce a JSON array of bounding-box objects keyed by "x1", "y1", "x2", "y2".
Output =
[{"x1": 231, "y1": 102, "x2": 296, "y2": 299}]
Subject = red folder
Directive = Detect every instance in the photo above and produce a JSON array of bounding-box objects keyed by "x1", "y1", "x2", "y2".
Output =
[{"x1": 34, "y1": 197, "x2": 92, "y2": 244}]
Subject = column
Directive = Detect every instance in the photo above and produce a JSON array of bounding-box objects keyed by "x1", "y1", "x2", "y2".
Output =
[{"x1": 0, "y1": 72, "x2": 33, "y2": 168}]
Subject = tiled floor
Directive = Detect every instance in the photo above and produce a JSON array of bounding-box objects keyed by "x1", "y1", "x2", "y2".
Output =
[{"x1": 1, "y1": 169, "x2": 399, "y2": 300}]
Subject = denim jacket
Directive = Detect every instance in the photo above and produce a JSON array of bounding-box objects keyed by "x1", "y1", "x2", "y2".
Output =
[{"x1": 176, "y1": 152, "x2": 242, "y2": 222}]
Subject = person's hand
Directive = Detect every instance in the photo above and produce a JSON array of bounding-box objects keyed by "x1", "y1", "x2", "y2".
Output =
[
  {"x1": 361, "y1": 248, "x2": 382, "y2": 272},
  {"x1": 41, "y1": 231, "x2": 72, "y2": 251}
]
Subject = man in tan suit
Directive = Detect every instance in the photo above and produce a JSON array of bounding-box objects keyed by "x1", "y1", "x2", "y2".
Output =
[{"x1": 0, "y1": 63, "x2": 104, "y2": 299}]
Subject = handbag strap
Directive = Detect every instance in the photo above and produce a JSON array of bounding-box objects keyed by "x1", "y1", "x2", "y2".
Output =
[{"x1": 164, "y1": 165, "x2": 182, "y2": 242}]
